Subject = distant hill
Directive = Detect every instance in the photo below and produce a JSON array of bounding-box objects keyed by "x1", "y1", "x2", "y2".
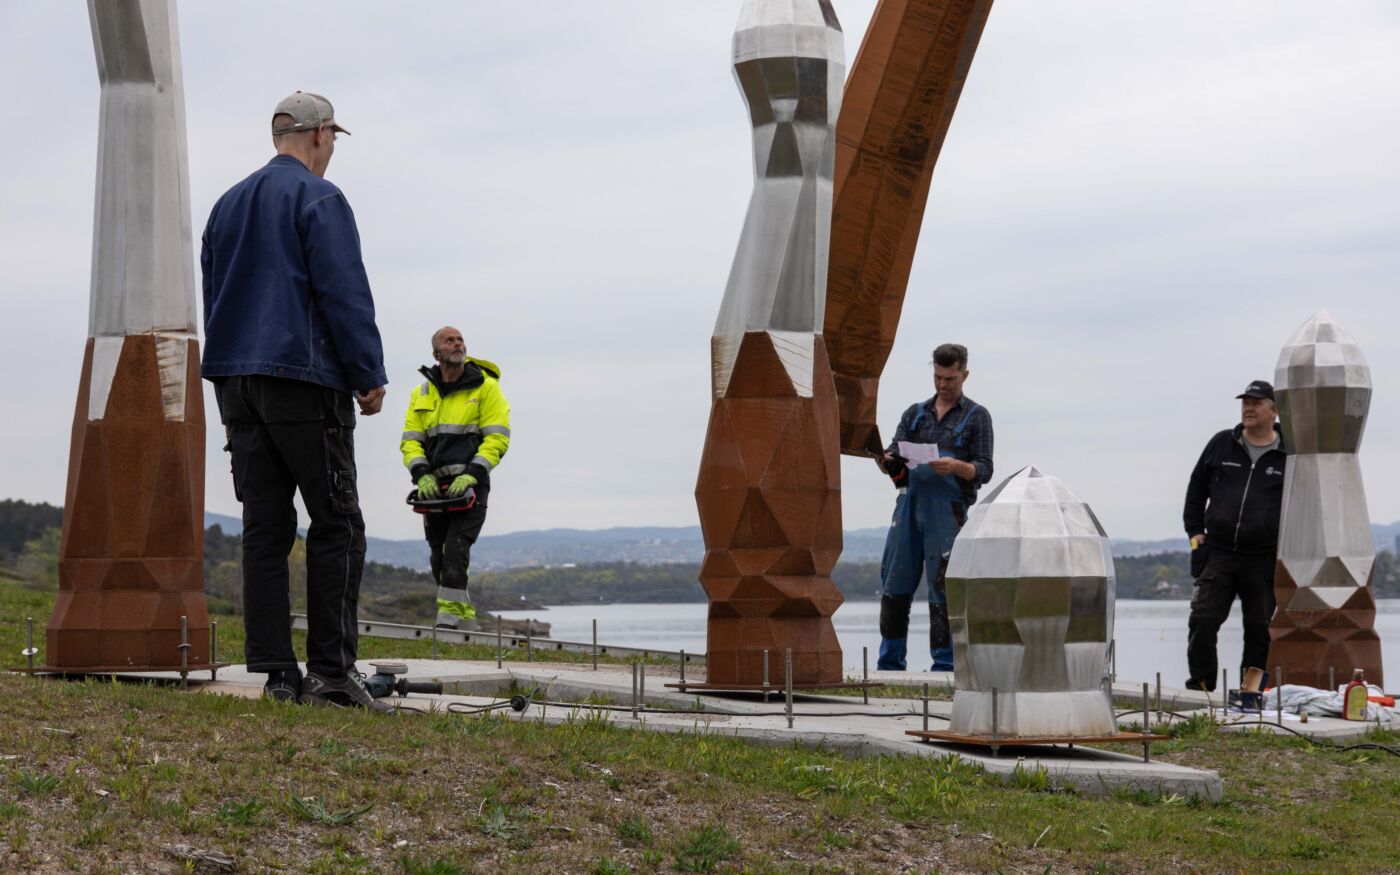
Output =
[
  {"x1": 203, "y1": 512, "x2": 1400, "y2": 574},
  {"x1": 1111, "y1": 538, "x2": 1191, "y2": 557}
]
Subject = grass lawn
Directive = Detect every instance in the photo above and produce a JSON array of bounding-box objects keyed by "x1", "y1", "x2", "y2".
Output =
[{"x1": 3, "y1": 574, "x2": 1400, "y2": 873}]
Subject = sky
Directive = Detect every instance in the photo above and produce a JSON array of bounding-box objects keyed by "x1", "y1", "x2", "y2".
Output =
[{"x1": 1, "y1": 1, "x2": 1397, "y2": 543}]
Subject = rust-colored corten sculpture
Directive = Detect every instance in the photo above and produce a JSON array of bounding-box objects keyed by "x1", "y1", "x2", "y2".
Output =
[
  {"x1": 696, "y1": 0, "x2": 846, "y2": 686},
  {"x1": 1267, "y1": 311, "x2": 1383, "y2": 688},
  {"x1": 825, "y1": 0, "x2": 994, "y2": 456},
  {"x1": 47, "y1": 0, "x2": 211, "y2": 670}
]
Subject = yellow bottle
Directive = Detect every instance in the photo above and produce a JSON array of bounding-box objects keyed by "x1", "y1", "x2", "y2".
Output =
[{"x1": 1342, "y1": 669, "x2": 1369, "y2": 721}]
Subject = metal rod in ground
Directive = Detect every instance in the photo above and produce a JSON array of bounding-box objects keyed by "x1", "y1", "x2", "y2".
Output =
[
  {"x1": 862, "y1": 646, "x2": 869, "y2": 705},
  {"x1": 922, "y1": 682, "x2": 929, "y2": 733},
  {"x1": 639, "y1": 660, "x2": 646, "y2": 710},
  {"x1": 1142, "y1": 682, "x2": 1151, "y2": 762},
  {"x1": 496, "y1": 616, "x2": 503, "y2": 669},
  {"x1": 762, "y1": 649, "x2": 771, "y2": 703},
  {"x1": 631, "y1": 662, "x2": 638, "y2": 719},
  {"x1": 679, "y1": 650, "x2": 686, "y2": 686},
  {"x1": 24, "y1": 616, "x2": 34, "y2": 672},
  {"x1": 431, "y1": 624, "x2": 438, "y2": 660},
  {"x1": 591, "y1": 618, "x2": 598, "y2": 672},
  {"x1": 526, "y1": 620, "x2": 533, "y2": 662},
  {"x1": 784, "y1": 648, "x2": 793, "y2": 729},
  {"x1": 1155, "y1": 671, "x2": 1162, "y2": 719},
  {"x1": 991, "y1": 687, "x2": 999, "y2": 757},
  {"x1": 179, "y1": 615, "x2": 190, "y2": 689},
  {"x1": 1277, "y1": 666, "x2": 1284, "y2": 727}
]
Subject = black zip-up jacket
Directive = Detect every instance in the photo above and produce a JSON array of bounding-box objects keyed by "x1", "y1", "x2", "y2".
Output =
[{"x1": 1183, "y1": 424, "x2": 1287, "y2": 555}]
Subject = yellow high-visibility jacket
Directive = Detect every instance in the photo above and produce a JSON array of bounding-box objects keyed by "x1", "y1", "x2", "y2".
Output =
[{"x1": 400, "y1": 358, "x2": 511, "y2": 497}]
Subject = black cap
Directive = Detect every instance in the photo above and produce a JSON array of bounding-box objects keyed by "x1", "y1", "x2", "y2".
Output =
[{"x1": 1236, "y1": 380, "x2": 1274, "y2": 401}]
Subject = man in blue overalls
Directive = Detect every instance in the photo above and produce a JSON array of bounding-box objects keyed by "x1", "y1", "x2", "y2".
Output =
[{"x1": 877, "y1": 343, "x2": 994, "y2": 671}]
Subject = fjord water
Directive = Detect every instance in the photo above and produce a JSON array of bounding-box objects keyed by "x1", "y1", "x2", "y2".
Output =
[{"x1": 496, "y1": 599, "x2": 1400, "y2": 689}]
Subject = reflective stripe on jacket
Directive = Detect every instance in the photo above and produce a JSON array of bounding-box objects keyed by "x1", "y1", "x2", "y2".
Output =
[{"x1": 400, "y1": 358, "x2": 511, "y2": 493}]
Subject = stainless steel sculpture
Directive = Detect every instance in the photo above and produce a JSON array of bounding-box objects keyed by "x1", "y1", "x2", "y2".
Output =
[
  {"x1": 946, "y1": 466, "x2": 1117, "y2": 737},
  {"x1": 694, "y1": 0, "x2": 847, "y2": 686},
  {"x1": 47, "y1": 0, "x2": 211, "y2": 669},
  {"x1": 1267, "y1": 310, "x2": 1383, "y2": 687}
]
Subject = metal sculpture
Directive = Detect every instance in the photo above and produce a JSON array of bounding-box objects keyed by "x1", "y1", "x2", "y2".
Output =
[
  {"x1": 825, "y1": 0, "x2": 994, "y2": 456},
  {"x1": 1267, "y1": 311, "x2": 1383, "y2": 688},
  {"x1": 695, "y1": 0, "x2": 846, "y2": 686},
  {"x1": 46, "y1": 0, "x2": 210, "y2": 669},
  {"x1": 946, "y1": 466, "x2": 1117, "y2": 737}
]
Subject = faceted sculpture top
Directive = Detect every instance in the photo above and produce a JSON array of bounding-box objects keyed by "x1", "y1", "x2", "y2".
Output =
[
  {"x1": 947, "y1": 465, "x2": 1113, "y2": 583},
  {"x1": 1274, "y1": 310, "x2": 1371, "y2": 454},
  {"x1": 712, "y1": 1, "x2": 844, "y2": 399},
  {"x1": 87, "y1": 0, "x2": 196, "y2": 338}
]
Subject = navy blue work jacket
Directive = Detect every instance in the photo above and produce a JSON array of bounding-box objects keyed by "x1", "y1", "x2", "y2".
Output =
[{"x1": 200, "y1": 155, "x2": 387, "y2": 394}]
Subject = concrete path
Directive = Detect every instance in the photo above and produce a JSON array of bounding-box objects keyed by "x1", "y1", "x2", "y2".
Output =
[{"x1": 1178, "y1": 706, "x2": 1395, "y2": 745}]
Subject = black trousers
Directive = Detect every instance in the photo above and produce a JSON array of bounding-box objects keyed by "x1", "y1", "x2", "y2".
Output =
[
  {"x1": 1186, "y1": 547, "x2": 1276, "y2": 691},
  {"x1": 425, "y1": 504, "x2": 488, "y2": 608},
  {"x1": 216, "y1": 375, "x2": 366, "y2": 677}
]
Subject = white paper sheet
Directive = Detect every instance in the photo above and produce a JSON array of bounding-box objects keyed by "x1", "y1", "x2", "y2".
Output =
[{"x1": 897, "y1": 441, "x2": 941, "y2": 466}]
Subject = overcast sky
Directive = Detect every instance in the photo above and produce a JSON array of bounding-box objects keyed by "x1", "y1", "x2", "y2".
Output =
[{"x1": 1, "y1": 1, "x2": 1397, "y2": 544}]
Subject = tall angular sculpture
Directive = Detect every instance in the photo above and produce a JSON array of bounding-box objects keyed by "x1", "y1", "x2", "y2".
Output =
[
  {"x1": 946, "y1": 467, "x2": 1117, "y2": 737},
  {"x1": 46, "y1": 0, "x2": 210, "y2": 670},
  {"x1": 825, "y1": 0, "x2": 994, "y2": 456},
  {"x1": 695, "y1": 0, "x2": 846, "y2": 686},
  {"x1": 1267, "y1": 311, "x2": 1383, "y2": 688}
]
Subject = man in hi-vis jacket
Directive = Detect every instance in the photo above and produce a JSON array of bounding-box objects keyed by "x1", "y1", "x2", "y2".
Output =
[{"x1": 400, "y1": 327, "x2": 511, "y2": 628}]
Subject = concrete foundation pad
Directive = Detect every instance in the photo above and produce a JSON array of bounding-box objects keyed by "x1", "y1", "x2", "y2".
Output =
[{"x1": 50, "y1": 658, "x2": 1224, "y2": 802}]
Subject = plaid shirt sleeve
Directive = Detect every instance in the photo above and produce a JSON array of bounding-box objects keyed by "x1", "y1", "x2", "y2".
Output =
[{"x1": 965, "y1": 405, "x2": 994, "y2": 486}]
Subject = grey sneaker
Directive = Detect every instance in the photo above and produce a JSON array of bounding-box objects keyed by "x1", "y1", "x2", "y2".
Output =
[
  {"x1": 299, "y1": 671, "x2": 396, "y2": 714},
  {"x1": 263, "y1": 669, "x2": 302, "y2": 703}
]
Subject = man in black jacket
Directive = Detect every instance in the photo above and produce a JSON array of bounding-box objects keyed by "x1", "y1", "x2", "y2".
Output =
[{"x1": 1182, "y1": 380, "x2": 1287, "y2": 692}]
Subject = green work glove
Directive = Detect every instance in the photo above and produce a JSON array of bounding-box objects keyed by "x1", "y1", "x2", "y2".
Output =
[
  {"x1": 448, "y1": 474, "x2": 478, "y2": 498},
  {"x1": 417, "y1": 474, "x2": 441, "y2": 500}
]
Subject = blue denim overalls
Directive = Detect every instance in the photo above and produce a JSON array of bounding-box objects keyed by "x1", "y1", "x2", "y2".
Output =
[{"x1": 876, "y1": 403, "x2": 979, "y2": 671}]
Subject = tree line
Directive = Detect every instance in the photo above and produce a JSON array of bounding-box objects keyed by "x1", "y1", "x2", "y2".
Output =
[{"x1": 5, "y1": 499, "x2": 1399, "y2": 616}]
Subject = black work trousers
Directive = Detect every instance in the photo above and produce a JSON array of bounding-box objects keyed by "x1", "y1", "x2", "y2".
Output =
[
  {"x1": 216, "y1": 375, "x2": 366, "y2": 677},
  {"x1": 425, "y1": 504, "x2": 488, "y2": 615},
  {"x1": 1186, "y1": 547, "x2": 1276, "y2": 691}
]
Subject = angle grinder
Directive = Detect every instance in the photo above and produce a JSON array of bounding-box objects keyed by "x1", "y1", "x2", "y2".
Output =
[{"x1": 364, "y1": 661, "x2": 445, "y2": 699}]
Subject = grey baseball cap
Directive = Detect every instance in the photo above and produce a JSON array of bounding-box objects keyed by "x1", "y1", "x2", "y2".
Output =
[{"x1": 271, "y1": 91, "x2": 350, "y2": 136}]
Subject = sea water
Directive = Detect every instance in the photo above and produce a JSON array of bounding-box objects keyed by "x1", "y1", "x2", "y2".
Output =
[{"x1": 495, "y1": 599, "x2": 1400, "y2": 688}]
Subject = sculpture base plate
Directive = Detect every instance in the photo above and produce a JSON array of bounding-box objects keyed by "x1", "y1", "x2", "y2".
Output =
[{"x1": 907, "y1": 729, "x2": 1169, "y2": 762}]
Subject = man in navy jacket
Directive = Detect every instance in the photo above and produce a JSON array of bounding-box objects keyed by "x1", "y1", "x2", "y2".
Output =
[
  {"x1": 201, "y1": 92, "x2": 390, "y2": 712},
  {"x1": 1182, "y1": 380, "x2": 1287, "y2": 693}
]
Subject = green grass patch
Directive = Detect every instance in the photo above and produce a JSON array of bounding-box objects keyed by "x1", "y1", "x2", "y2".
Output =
[
  {"x1": 674, "y1": 823, "x2": 740, "y2": 872},
  {"x1": 5, "y1": 576, "x2": 1400, "y2": 872},
  {"x1": 285, "y1": 794, "x2": 374, "y2": 827},
  {"x1": 14, "y1": 769, "x2": 59, "y2": 796}
]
